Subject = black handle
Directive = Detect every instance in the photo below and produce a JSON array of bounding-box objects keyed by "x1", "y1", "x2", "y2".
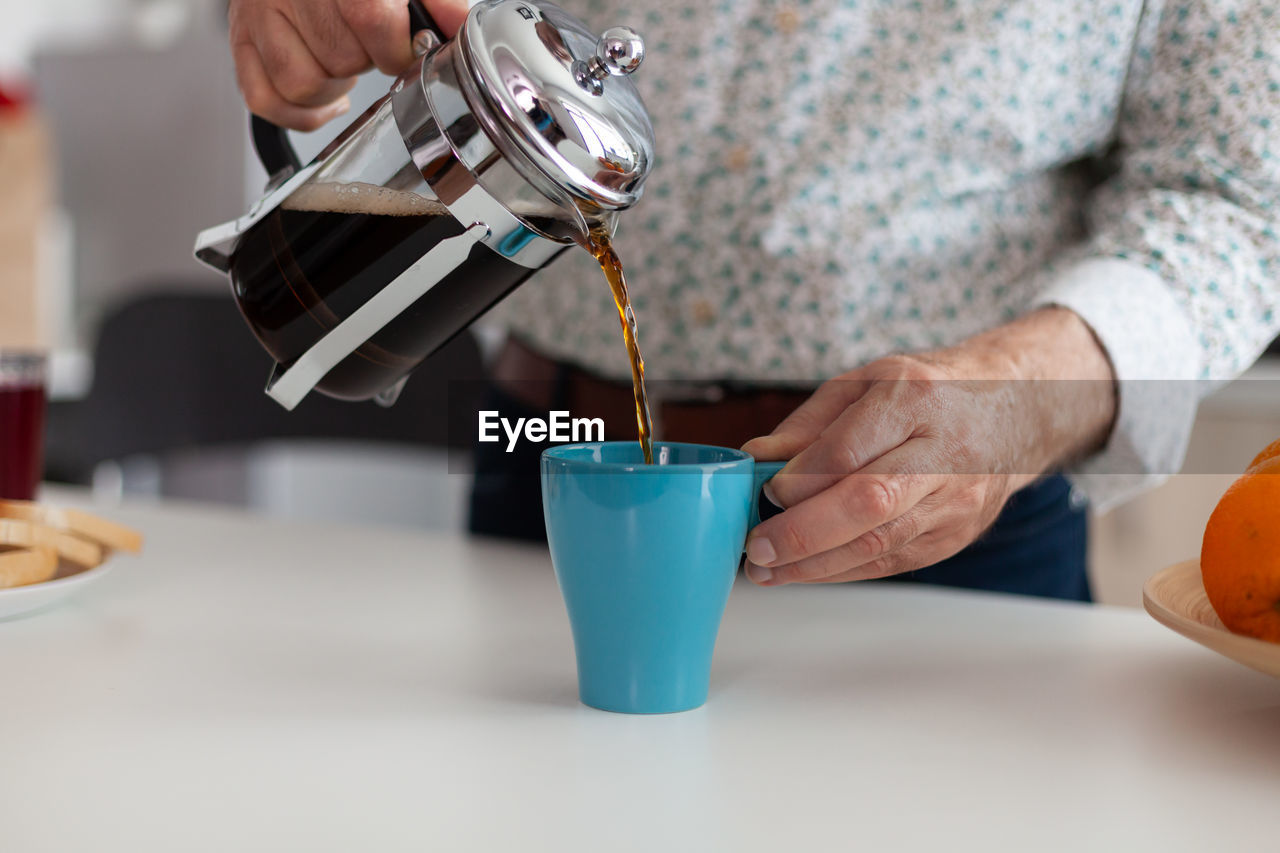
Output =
[
  {"x1": 251, "y1": 112, "x2": 302, "y2": 177},
  {"x1": 406, "y1": 0, "x2": 444, "y2": 40},
  {"x1": 250, "y1": 0, "x2": 446, "y2": 178}
]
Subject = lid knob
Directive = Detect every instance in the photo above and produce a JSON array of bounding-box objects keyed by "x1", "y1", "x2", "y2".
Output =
[{"x1": 573, "y1": 26, "x2": 645, "y2": 95}]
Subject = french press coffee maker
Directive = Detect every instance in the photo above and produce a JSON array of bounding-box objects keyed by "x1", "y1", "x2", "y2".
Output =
[{"x1": 194, "y1": 0, "x2": 654, "y2": 409}]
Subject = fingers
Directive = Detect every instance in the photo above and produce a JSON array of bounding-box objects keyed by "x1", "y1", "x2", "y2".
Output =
[
  {"x1": 339, "y1": 0, "x2": 416, "y2": 75},
  {"x1": 227, "y1": 0, "x2": 472, "y2": 134},
  {"x1": 292, "y1": 1, "x2": 374, "y2": 78},
  {"x1": 252, "y1": 9, "x2": 359, "y2": 107},
  {"x1": 745, "y1": 504, "x2": 931, "y2": 586},
  {"x1": 761, "y1": 494, "x2": 978, "y2": 586},
  {"x1": 794, "y1": 547, "x2": 928, "y2": 586},
  {"x1": 813, "y1": 519, "x2": 977, "y2": 583},
  {"x1": 422, "y1": 0, "x2": 471, "y2": 38},
  {"x1": 744, "y1": 474, "x2": 1011, "y2": 586},
  {"x1": 744, "y1": 441, "x2": 938, "y2": 577},
  {"x1": 229, "y1": 0, "x2": 424, "y2": 132},
  {"x1": 233, "y1": 41, "x2": 352, "y2": 131}
]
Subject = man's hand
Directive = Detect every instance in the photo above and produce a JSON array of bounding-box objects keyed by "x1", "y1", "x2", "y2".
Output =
[
  {"x1": 740, "y1": 308, "x2": 1117, "y2": 586},
  {"x1": 228, "y1": 0, "x2": 470, "y2": 131}
]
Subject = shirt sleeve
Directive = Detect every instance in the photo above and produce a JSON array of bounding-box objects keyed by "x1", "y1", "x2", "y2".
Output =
[{"x1": 1028, "y1": 0, "x2": 1280, "y2": 511}]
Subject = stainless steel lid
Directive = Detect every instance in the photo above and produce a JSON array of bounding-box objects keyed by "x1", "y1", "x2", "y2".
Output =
[{"x1": 458, "y1": 0, "x2": 654, "y2": 210}]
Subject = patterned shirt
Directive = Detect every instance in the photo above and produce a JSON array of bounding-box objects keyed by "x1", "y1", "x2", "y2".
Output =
[{"x1": 492, "y1": 0, "x2": 1280, "y2": 506}]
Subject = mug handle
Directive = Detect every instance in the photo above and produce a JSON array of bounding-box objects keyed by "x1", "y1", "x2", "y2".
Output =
[
  {"x1": 749, "y1": 461, "x2": 787, "y2": 528},
  {"x1": 249, "y1": 0, "x2": 447, "y2": 179}
]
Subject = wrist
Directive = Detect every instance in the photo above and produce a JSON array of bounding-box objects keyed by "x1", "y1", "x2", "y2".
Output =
[
  {"x1": 948, "y1": 307, "x2": 1114, "y2": 383},
  {"x1": 947, "y1": 308, "x2": 1118, "y2": 474}
]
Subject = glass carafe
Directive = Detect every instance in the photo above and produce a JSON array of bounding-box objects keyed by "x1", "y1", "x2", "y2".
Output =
[{"x1": 194, "y1": 0, "x2": 653, "y2": 409}]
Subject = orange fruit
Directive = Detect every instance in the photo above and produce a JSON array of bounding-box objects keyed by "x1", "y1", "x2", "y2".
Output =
[
  {"x1": 1248, "y1": 437, "x2": 1280, "y2": 472},
  {"x1": 1201, "y1": 456, "x2": 1280, "y2": 643}
]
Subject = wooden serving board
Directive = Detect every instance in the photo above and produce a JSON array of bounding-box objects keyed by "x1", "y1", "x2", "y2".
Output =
[{"x1": 1143, "y1": 559, "x2": 1280, "y2": 679}]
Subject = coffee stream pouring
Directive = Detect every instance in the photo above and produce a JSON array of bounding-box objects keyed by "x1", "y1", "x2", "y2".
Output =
[{"x1": 194, "y1": 0, "x2": 654, "y2": 409}]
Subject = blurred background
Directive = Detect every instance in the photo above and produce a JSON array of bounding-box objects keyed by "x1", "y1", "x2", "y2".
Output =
[{"x1": 2, "y1": 0, "x2": 1278, "y2": 605}]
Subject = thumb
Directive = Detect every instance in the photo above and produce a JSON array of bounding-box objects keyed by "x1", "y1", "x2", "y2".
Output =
[{"x1": 741, "y1": 377, "x2": 872, "y2": 461}]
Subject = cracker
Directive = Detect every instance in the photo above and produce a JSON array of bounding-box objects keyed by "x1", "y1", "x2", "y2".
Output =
[
  {"x1": 0, "y1": 546, "x2": 58, "y2": 588},
  {"x1": 0, "y1": 501, "x2": 142, "y2": 553},
  {"x1": 0, "y1": 518, "x2": 103, "y2": 568}
]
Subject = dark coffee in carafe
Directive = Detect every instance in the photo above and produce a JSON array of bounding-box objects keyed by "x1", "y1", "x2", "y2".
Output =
[{"x1": 230, "y1": 181, "x2": 554, "y2": 401}]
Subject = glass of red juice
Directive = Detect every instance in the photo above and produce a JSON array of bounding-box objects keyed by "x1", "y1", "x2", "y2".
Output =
[{"x1": 0, "y1": 351, "x2": 46, "y2": 501}]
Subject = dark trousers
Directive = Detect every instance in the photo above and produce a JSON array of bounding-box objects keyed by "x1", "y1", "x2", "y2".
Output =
[{"x1": 468, "y1": 383, "x2": 1092, "y2": 603}]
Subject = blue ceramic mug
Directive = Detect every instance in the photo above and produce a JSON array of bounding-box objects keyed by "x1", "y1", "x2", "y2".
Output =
[{"x1": 541, "y1": 442, "x2": 784, "y2": 714}]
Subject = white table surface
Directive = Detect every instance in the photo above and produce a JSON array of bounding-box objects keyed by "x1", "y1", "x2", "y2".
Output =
[{"x1": 2, "y1": 491, "x2": 1277, "y2": 852}]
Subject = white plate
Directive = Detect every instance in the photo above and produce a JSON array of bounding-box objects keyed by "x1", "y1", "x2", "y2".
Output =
[{"x1": 0, "y1": 562, "x2": 114, "y2": 621}]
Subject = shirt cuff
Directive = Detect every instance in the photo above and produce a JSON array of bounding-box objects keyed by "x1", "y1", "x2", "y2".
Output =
[{"x1": 1028, "y1": 257, "x2": 1202, "y2": 512}]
